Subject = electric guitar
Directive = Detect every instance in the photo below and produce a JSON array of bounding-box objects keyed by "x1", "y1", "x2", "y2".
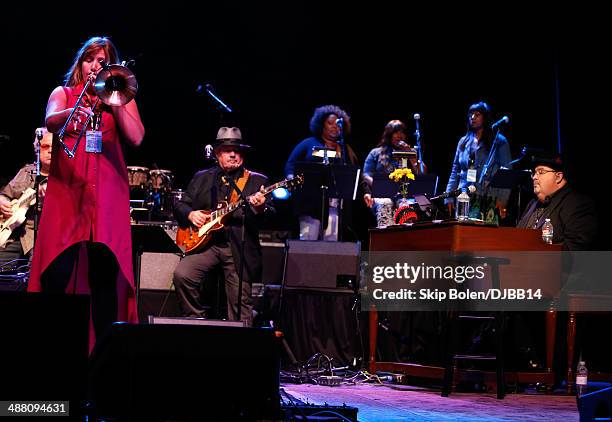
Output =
[
  {"x1": 175, "y1": 175, "x2": 303, "y2": 255},
  {"x1": 0, "y1": 187, "x2": 37, "y2": 248}
]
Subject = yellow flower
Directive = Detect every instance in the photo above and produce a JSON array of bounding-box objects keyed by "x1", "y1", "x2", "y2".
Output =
[{"x1": 389, "y1": 168, "x2": 415, "y2": 182}]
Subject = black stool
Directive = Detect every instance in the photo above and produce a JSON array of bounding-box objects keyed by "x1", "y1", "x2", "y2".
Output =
[
  {"x1": 442, "y1": 311, "x2": 505, "y2": 399},
  {"x1": 441, "y1": 256, "x2": 509, "y2": 399}
]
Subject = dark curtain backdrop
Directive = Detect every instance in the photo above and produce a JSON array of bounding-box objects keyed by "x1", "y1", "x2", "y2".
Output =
[
  {"x1": 2, "y1": 2, "x2": 610, "y2": 376},
  {"x1": 1, "y1": 3, "x2": 608, "y2": 241}
]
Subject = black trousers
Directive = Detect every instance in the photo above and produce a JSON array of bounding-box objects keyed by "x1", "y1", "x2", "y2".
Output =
[
  {"x1": 173, "y1": 243, "x2": 252, "y2": 325},
  {"x1": 40, "y1": 242, "x2": 118, "y2": 339},
  {"x1": 0, "y1": 237, "x2": 26, "y2": 262}
]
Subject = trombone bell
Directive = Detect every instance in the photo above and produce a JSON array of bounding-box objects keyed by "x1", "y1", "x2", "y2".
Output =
[{"x1": 94, "y1": 64, "x2": 138, "y2": 106}]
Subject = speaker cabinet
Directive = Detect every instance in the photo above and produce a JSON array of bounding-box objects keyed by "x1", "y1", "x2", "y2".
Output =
[
  {"x1": 89, "y1": 324, "x2": 281, "y2": 420},
  {"x1": 284, "y1": 240, "x2": 360, "y2": 290},
  {"x1": 139, "y1": 252, "x2": 181, "y2": 290}
]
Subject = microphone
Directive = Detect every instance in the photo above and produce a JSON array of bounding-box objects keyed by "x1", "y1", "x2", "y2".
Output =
[
  {"x1": 430, "y1": 185, "x2": 476, "y2": 201},
  {"x1": 204, "y1": 144, "x2": 214, "y2": 160},
  {"x1": 396, "y1": 140, "x2": 409, "y2": 149},
  {"x1": 491, "y1": 116, "x2": 510, "y2": 130},
  {"x1": 195, "y1": 84, "x2": 213, "y2": 94},
  {"x1": 335, "y1": 117, "x2": 344, "y2": 129},
  {"x1": 35, "y1": 129, "x2": 44, "y2": 141}
]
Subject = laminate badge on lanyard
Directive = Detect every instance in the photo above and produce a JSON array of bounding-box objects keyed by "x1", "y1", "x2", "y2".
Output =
[
  {"x1": 85, "y1": 113, "x2": 102, "y2": 153},
  {"x1": 85, "y1": 131, "x2": 102, "y2": 153},
  {"x1": 467, "y1": 168, "x2": 477, "y2": 183}
]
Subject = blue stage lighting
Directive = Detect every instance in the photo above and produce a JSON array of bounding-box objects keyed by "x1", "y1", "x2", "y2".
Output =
[{"x1": 272, "y1": 187, "x2": 291, "y2": 200}]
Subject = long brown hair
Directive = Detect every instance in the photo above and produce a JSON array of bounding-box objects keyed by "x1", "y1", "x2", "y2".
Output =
[
  {"x1": 63, "y1": 37, "x2": 119, "y2": 87},
  {"x1": 460, "y1": 101, "x2": 494, "y2": 151},
  {"x1": 377, "y1": 119, "x2": 407, "y2": 147}
]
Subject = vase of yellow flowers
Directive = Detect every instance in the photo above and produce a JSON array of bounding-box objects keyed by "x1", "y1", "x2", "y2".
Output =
[
  {"x1": 388, "y1": 167, "x2": 415, "y2": 202},
  {"x1": 388, "y1": 168, "x2": 417, "y2": 224}
]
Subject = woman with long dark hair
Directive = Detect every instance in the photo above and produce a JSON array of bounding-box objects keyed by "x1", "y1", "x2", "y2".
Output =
[{"x1": 362, "y1": 119, "x2": 426, "y2": 227}]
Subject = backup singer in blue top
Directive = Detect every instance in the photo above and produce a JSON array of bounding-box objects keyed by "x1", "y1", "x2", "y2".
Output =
[
  {"x1": 445, "y1": 101, "x2": 512, "y2": 220},
  {"x1": 446, "y1": 101, "x2": 512, "y2": 195}
]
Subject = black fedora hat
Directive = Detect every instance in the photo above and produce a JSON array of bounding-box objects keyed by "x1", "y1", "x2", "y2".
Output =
[{"x1": 528, "y1": 151, "x2": 565, "y2": 172}]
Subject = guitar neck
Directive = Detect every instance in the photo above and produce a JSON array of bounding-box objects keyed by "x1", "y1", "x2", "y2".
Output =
[
  {"x1": 14, "y1": 189, "x2": 36, "y2": 210},
  {"x1": 210, "y1": 180, "x2": 289, "y2": 221}
]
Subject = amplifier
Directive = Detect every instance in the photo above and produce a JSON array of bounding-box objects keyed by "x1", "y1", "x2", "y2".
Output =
[
  {"x1": 139, "y1": 252, "x2": 181, "y2": 290},
  {"x1": 133, "y1": 221, "x2": 182, "y2": 290}
]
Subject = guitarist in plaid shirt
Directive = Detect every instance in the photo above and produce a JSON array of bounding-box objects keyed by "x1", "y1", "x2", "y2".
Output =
[{"x1": 0, "y1": 128, "x2": 52, "y2": 263}]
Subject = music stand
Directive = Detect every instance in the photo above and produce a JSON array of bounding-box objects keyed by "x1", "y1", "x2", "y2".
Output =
[
  {"x1": 371, "y1": 173, "x2": 439, "y2": 198},
  {"x1": 489, "y1": 168, "x2": 532, "y2": 225},
  {"x1": 294, "y1": 162, "x2": 360, "y2": 240},
  {"x1": 391, "y1": 150, "x2": 417, "y2": 169},
  {"x1": 131, "y1": 224, "x2": 184, "y2": 319}
]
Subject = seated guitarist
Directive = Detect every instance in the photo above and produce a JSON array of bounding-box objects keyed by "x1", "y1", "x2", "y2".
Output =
[
  {"x1": 0, "y1": 128, "x2": 52, "y2": 263},
  {"x1": 173, "y1": 127, "x2": 274, "y2": 326}
]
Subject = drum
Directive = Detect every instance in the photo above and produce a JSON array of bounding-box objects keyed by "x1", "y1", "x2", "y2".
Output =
[
  {"x1": 149, "y1": 169, "x2": 173, "y2": 191},
  {"x1": 160, "y1": 189, "x2": 185, "y2": 220},
  {"x1": 127, "y1": 166, "x2": 149, "y2": 188}
]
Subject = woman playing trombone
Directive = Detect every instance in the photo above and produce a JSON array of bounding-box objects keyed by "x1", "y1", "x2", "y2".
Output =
[{"x1": 29, "y1": 36, "x2": 144, "y2": 349}]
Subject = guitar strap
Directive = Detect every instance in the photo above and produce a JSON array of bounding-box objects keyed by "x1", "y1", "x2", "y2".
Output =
[{"x1": 229, "y1": 169, "x2": 251, "y2": 204}]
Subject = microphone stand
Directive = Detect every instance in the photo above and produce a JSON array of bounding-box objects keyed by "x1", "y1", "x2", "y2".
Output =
[
  {"x1": 199, "y1": 83, "x2": 233, "y2": 127},
  {"x1": 316, "y1": 145, "x2": 340, "y2": 241},
  {"x1": 319, "y1": 149, "x2": 329, "y2": 241},
  {"x1": 334, "y1": 128, "x2": 346, "y2": 241},
  {"x1": 220, "y1": 168, "x2": 249, "y2": 323},
  {"x1": 32, "y1": 133, "x2": 44, "y2": 253},
  {"x1": 414, "y1": 119, "x2": 425, "y2": 174},
  {"x1": 478, "y1": 129, "x2": 502, "y2": 195},
  {"x1": 204, "y1": 85, "x2": 233, "y2": 113}
]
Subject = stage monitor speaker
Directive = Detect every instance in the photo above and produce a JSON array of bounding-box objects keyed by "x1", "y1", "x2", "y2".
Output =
[
  {"x1": 284, "y1": 240, "x2": 360, "y2": 290},
  {"x1": 89, "y1": 323, "x2": 281, "y2": 420},
  {"x1": 578, "y1": 386, "x2": 612, "y2": 422},
  {"x1": 139, "y1": 252, "x2": 181, "y2": 290},
  {"x1": 147, "y1": 316, "x2": 246, "y2": 327},
  {"x1": 0, "y1": 292, "x2": 89, "y2": 407}
]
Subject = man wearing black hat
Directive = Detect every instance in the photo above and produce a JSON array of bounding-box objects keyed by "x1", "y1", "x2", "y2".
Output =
[
  {"x1": 517, "y1": 153, "x2": 597, "y2": 251},
  {"x1": 172, "y1": 127, "x2": 273, "y2": 325}
]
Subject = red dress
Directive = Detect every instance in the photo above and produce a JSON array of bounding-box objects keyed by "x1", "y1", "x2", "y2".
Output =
[{"x1": 29, "y1": 85, "x2": 138, "y2": 346}]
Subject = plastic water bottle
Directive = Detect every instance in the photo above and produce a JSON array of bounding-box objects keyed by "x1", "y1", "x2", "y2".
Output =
[
  {"x1": 576, "y1": 361, "x2": 588, "y2": 397},
  {"x1": 455, "y1": 189, "x2": 470, "y2": 221},
  {"x1": 541, "y1": 218, "x2": 554, "y2": 244}
]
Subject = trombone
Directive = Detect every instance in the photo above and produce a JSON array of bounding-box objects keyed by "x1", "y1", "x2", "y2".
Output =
[{"x1": 57, "y1": 60, "x2": 138, "y2": 158}]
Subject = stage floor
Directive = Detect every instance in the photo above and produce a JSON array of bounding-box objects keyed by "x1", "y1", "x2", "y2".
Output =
[{"x1": 281, "y1": 383, "x2": 578, "y2": 421}]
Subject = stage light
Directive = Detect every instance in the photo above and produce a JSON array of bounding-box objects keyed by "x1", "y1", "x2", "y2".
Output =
[{"x1": 272, "y1": 187, "x2": 291, "y2": 200}]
